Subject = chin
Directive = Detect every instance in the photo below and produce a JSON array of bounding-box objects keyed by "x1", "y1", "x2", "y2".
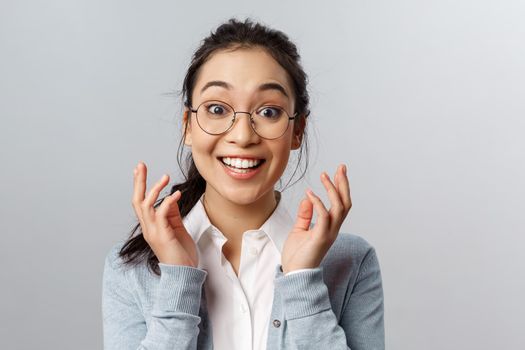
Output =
[
  {"x1": 221, "y1": 186, "x2": 272, "y2": 206},
  {"x1": 225, "y1": 191, "x2": 261, "y2": 205}
]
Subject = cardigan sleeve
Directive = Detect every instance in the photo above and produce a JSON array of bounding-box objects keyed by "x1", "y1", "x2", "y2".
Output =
[
  {"x1": 273, "y1": 247, "x2": 385, "y2": 350},
  {"x1": 102, "y1": 247, "x2": 207, "y2": 349}
]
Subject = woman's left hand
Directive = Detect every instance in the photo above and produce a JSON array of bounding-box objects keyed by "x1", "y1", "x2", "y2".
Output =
[{"x1": 281, "y1": 164, "x2": 352, "y2": 274}]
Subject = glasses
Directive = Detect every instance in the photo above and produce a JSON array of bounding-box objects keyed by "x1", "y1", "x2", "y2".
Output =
[{"x1": 189, "y1": 100, "x2": 296, "y2": 140}]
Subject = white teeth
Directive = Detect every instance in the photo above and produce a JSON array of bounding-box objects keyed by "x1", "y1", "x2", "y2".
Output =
[{"x1": 221, "y1": 157, "x2": 262, "y2": 169}]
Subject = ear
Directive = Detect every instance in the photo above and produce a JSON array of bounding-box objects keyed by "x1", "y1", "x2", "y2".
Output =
[
  {"x1": 182, "y1": 109, "x2": 192, "y2": 146},
  {"x1": 291, "y1": 114, "x2": 307, "y2": 150}
]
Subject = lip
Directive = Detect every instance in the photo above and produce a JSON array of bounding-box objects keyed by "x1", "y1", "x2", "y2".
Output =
[
  {"x1": 219, "y1": 158, "x2": 264, "y2": 180},
  {"x1": 218, "y1": 155, "x2": 266, "y2": 161}
]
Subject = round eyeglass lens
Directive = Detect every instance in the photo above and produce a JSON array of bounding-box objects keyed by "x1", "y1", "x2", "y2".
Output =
[
  {"x1": 195, "y1": 101, "x2": 234, "y2": 135},
  {"x1": 251, "y1": 106, "x2": 290, "y2": 139}
]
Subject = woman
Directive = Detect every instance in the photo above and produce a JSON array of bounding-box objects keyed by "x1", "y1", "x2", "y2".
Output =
[{"x1": 102, "y1": 18, "x2": 384, "y2": 350}]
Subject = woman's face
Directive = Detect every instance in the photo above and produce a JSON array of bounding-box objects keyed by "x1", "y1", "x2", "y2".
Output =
[{"x1": 183, "y1": 46, "x2": 304, "y2": 206}]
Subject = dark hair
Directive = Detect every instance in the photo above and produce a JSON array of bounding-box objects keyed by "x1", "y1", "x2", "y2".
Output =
[{"x1": 119, "y1": 17, "x2": 311, "y2": 276}]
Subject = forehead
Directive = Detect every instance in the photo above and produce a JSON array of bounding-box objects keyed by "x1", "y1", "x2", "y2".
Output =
[{"x1": 192, "y1": 47, "x2": 294, "y2": 101}]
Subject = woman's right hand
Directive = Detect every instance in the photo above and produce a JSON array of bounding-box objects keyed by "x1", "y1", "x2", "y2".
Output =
[{"x1": 132, "y1": 161, "x2": 198, "y2": 267}]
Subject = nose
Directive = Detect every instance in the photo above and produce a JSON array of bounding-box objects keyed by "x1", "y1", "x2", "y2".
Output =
[{"x1": 224, "y1": 112, "x2": 261, "y2": 145}]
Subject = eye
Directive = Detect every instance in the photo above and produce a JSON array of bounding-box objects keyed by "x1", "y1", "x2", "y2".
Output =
[
  {"x1": 257, "y1": 106, "x2": 283, "y2": 119},
  {"x1": 206, "y1": 103, "x2": 228, "y2": 115}
]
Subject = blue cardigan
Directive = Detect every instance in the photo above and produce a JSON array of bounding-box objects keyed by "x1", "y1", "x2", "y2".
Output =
[{"x1": 102, "y1": 233, "x2": 385, "y2": 349}]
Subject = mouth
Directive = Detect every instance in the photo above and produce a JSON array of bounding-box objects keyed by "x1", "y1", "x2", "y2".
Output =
[{"x1": 217, "y1": 156, "x2": 266, "y2": 171}]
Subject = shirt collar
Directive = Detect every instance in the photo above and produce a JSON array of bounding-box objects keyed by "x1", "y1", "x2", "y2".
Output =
[{"x1": 182, "y1": 190, "x2": 294, "y2": 253}]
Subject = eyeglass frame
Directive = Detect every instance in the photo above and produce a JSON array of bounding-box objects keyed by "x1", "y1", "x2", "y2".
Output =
[{"x1": 188, "y1": 99, "x2": 297, "y2": 140}]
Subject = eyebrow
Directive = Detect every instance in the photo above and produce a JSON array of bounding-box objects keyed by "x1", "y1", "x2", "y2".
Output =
[{"x1": 200, "y1": 80, "x2": 290, "y2": 98}]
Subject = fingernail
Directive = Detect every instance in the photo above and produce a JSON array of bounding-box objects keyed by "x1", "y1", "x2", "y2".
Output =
[
  {"x1": 307, "y1": 189, "x2": 314, "y2": 196},
  {"x1": 343, "y1": 164, "x2": 347, "y2": 175}
]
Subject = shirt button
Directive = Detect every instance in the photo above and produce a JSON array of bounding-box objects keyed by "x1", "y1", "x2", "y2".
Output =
[
  {"x1": 241, "y1": 303, "x2": 248, "y2": 313},
  {"x1": 249, "y1": 247, "x2": 258, "y2": 255},
  {"x1": 272, "y1": 319, "x2": 281, "y2": 328}
]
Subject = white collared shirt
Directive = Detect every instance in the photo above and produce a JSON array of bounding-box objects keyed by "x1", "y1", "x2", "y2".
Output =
[{"x1": 181, "y1": 191, "x2": 308, "y2": 350}]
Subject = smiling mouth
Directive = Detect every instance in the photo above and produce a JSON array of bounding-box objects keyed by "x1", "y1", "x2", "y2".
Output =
[{"x1": 217, "y1": 157, "x2": 266, "y2": 170}]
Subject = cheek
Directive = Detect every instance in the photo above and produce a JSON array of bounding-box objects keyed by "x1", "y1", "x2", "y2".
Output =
[
  {"x1": 270, "y1": 143, "x2": 293, "y2": 171},
  {"x1": 275, "y1": 135, "x2": 295, "y2": 171},
  {"x1": 188, "y1": 133, "x2": 217, "y2": 171},
  {"x1": 191, "y1": 150, "x2": 217, "y2": 185}
]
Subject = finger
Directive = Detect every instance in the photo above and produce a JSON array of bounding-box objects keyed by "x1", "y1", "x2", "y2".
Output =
[
  {"x1": 305, "y1": 189, "x2": 331, "y2": 240},
  {"x1": 132, "y1": 162, "x2": 147, "y2": 228},
  {"x1": 320, "y1": 171, "x2": 345, "y2": 221},
  {"x1": 334, "y1": 164, "x2": 349, "y2": 208},
  {"x1": 292, "y1": 197, "x2": 313, "y2": 231},
  {"x1": 142, "y1": 174, "x2": 170, "y2": 227},
  {"x1": 132, "y1": 162, "x2": 146, "y2": 205},
  {"x1": 157, "y1": 190, "x2": 182, "y2": 228},
  {"x1": 144, "y1": 173, "x2": 170, "y2": 209},
  {"x1": 334, "y1": 166, "x2": 341, "y2": 193},
  {"x1": 339, "y1": 164, "x2": 352, "y2": 211}
]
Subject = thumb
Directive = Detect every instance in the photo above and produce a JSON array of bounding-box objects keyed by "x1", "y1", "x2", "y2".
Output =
[{"x1": 293, "y1": 197, "x2": 313, "y2": 231}]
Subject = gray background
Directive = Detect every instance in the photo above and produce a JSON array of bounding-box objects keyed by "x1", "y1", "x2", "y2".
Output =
[{"x1": 1, "y1": 0, "x2": 524, "y2": 349}]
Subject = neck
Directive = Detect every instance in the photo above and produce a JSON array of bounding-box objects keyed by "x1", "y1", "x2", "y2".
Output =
[{"x1": 201, "y1": 186, "x2": 280, "y2": 245}]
